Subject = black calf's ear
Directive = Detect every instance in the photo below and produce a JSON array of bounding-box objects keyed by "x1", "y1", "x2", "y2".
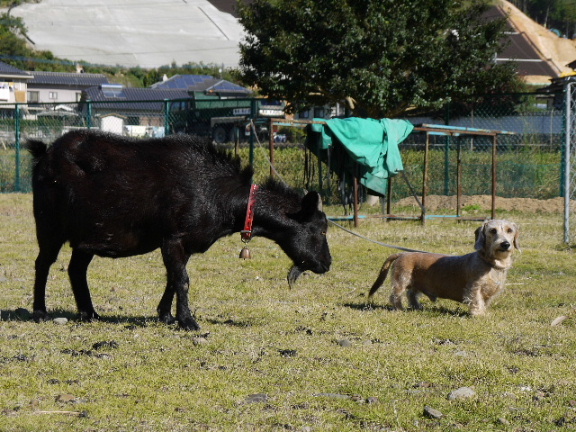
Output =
[{"x1": 301, "y1": 191, "x2": 323, "y2": 217}]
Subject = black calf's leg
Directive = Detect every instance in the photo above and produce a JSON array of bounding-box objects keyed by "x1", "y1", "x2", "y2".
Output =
[
  {"x1": 32, "y1": 243, "x2": 63, "y2": 322},
  {"x1": 157, "y1": 284, "x2": 176, "y2": 324},
  {"x1": 68, "y1": 249, "x2": 99, "y2": 321},
  {"x1": 161, "y1": 240, "x2": 199, "y2": 330}
]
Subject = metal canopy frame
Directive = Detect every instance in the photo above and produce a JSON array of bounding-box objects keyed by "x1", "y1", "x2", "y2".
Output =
[{"x1": 266, "y1": 118, "x2": 514, "y2": 226}]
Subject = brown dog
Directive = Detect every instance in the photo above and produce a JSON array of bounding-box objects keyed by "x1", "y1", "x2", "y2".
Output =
[{"x1": 368, "y1": 219, "x2": 520, "y2": 316}]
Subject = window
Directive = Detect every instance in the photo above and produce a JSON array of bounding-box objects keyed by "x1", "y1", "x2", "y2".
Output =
[
  {"x1": 28, "y1": 91, "x2": 39, "y2": 103},
  {"x1": 49, "y1": 91, "x2": 58, "y2": 100}
]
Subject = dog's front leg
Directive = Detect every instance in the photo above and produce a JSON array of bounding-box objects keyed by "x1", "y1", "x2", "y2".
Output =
[{"x1": 465, "y1": 283, "x2": 487, "y2": 316}]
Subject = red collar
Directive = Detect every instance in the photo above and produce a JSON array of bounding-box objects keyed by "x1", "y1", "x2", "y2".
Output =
[{"x1": 241, "y1": 184, "x2": 259, "y2": 242}]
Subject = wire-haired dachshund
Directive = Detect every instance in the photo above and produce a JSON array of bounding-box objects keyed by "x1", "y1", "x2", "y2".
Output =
[{"x1": 368, "y1": 220, "x2": 520, "y2": 316}]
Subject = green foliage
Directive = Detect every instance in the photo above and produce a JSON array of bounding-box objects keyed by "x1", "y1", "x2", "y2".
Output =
[
  {"x1": 518, "y1": 0, "x2": 576, "y2": 36},
  {"x1": 1, "y1": 194, "x2": 575, "y2": 431},
  {"x1": 238, "y1": 0, "x2": 523, "y2": 118}
]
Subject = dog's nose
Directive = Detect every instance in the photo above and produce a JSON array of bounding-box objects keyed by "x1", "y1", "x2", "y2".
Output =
[{"x1": 500, "y1": 241, "x2": 510, "y2": 250}]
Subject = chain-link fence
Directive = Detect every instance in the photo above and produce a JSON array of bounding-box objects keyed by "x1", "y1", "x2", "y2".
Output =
[
  {"x1": 0, "y1": 92, "x2": 568, "y2": 222},
  {"x1": 0, "y1": 98, "x2": 284, "y2": 192}
]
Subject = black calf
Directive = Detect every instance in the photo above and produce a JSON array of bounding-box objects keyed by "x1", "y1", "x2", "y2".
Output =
[{"x1": 28, "y1": 130, "x2": 331, "y2": 330}]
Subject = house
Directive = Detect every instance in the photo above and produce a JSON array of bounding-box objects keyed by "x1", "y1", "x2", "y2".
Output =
[
  {"x1": 151, "y1": 74, "x2": 253, "y2": 97},
  {"x1": 82, "y1": 84, "x2": 189, "y2": 133},
  {"x1": 0, "y1": 60, "x2": 112, "y2": 119},
  {"x1": 0, "y1": 61, "x2": 32, "y2": 114},
  {"x1": 26, "y1": 70, "x2": 109, "y2": 105},
  {"x1": 490, "y1": 1, "x2": 576, "y2": 87},
  {"x1": 82, "y1": 75, "x2": 255, "y2": 133}
]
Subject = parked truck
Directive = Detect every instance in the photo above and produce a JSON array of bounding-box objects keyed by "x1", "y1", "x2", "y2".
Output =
[{"x1": 168, "y1": 94, "x2": 285, "y2": 143}]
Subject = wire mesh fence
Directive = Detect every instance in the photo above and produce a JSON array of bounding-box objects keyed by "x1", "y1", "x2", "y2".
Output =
[{"x1": 0, "y1": 92, "x2": 568, "y2": 226}]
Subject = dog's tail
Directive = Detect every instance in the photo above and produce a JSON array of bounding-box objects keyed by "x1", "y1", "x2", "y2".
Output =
[{"x1": 368, "y1": 253, "x2": 402, "y2": 299}]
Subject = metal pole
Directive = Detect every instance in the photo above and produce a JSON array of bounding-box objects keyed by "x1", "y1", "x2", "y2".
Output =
[
  {"x1": 269, "y1": 118, "x2": 274, "y2": 178},
  {"x1": 386, "y1": 176, "x2": 392, "y2": 218},
  {"x1": 422, "y1": 132, "x2": 430, "y2": 225},
  {"x1": 457, "y1": 139, "x2": 462, "y2": 218},
  {"x1": 491, "y1": 134, "x2": 497, "y2": 220},
  {"x1": 564, "y1": 82, "x2": 573, "y2": 244},
  {"x1": 249, "y1": 99, "x2": 257, "y2": 167},
  {"x1": 14, "y1": 103, "x2": 21, "y2": 192},
  {"x1": 164, "y1": 99, "x2": 171, "y2": 136},
  {"x1": 444, "y1": 135, "x2": 450, "y2": 195},
  {"x1": 353, "y1": 166, "x2": 359, "y2": 227},
  {"x1": 86, "y1": 100, "x2": 92, "y2": 129}
]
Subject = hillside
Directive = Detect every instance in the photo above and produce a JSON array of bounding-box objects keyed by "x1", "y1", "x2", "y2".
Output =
[
  {"x1": 5, "y1": 0, "x2": 244, "y2": 69},
  {"x1": 4, "y1": 0, "x2": 576, "y2": 78}
]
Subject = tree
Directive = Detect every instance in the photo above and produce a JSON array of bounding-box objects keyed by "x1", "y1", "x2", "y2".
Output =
[{"x1": 237, "y1": 0, "x2": 524, "y2": 118}]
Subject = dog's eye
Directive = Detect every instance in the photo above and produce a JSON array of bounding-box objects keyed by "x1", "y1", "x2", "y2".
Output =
[
  {"x1": 489, "y1": 228, "x2": 497, "y2": 234},
  {"x1": 506, "y1": 228, "x2": 513, "y2": 233}
]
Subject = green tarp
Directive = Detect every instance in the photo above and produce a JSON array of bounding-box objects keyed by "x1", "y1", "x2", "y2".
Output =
[{"x1": 305, "y1": 117, "x2": 414, "y2": 196}]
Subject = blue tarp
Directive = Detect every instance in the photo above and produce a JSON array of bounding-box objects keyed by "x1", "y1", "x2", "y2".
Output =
[{"x1": 306, "y1": 117, "x2": 414, "y2": 196}]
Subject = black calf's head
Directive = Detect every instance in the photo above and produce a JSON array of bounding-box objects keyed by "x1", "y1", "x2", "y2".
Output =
[{"x1": 281, "y1": 191, "x2": 332, "y2": 288}]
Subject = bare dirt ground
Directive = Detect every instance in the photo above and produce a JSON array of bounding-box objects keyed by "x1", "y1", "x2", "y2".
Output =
[{"x1": 396, "y1": 195, "x2": 571, "y2": 214}]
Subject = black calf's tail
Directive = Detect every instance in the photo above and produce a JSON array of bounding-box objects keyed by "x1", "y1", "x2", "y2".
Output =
[
  {"x1": 368, "y1": 253, "x2": 401, "y2": 299},
  {"x1": 27, "y1": 139, "x2": 48, "y2": 162}
]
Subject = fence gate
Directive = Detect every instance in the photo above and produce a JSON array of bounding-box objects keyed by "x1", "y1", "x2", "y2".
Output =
[{"x1": 565, "y1": 81, "x2": 576, "y2": 244}]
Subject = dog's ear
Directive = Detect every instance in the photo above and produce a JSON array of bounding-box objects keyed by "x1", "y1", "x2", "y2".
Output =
[
  {"x1": 474, "y1": 224, "x2": 486, "y2": 251},
  {"x1": 512, "y1": 223, "x2": 521, "y2": 251}
]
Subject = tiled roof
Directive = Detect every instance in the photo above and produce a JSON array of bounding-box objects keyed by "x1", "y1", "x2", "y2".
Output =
[
  {"x1": 487, "y1": 6, "x2": 560, "y2": 79},
  {"x1": 84, "y1": 85, "x2": 189, "y2": 110},
  {"x1": 28, "y1": 71, "x2": 109, "y2": 86},
  {"x1": 0, "y1": 61, "x2": 31, "y2": 78},
  {"x1": 152, "y1": 74, "x2": 252, "y2": 95}
]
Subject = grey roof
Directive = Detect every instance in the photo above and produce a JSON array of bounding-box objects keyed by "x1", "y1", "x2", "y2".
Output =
[
  {"x1": 84, "y1": 85, "x2": 190, "y2": 111},
  {"x1": 28, "y1": 71, "x2": 109, "y2": 87},
  {"x1": 0, "y1": 60, "x2": 31, "y2": 79},
  {"x1": 151, "y1": 74, "x2": 252, "y2": 96},
  {"x1": 487, "y1": 6, "x2": 560, "y2": 78}
]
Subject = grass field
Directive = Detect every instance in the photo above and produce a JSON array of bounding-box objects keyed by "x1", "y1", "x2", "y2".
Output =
[{"x1": 1, "y1": 193, "x2": 575, "y2": 431}]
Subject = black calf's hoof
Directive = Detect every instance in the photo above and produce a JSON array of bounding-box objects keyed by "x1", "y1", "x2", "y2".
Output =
[
  {"x1": 158, "y1": 312, "x2": 176, "y2": 325},
  {"x1": 79, "y1": 311, "x2": 101, "y2": 322},
  {"x1": 32, "y1": 310, "x2": 48, "y2": 323},
  {"x1": 178, "y1": 317, "x2": 201, "y2": 331}
]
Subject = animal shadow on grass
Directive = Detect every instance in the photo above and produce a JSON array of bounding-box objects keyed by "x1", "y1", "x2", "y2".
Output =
[
  {"x1": 1, "y1": 308, "x2": 164, "y2": 329},
  {"x1": 342, "y1": 302, "x2": 469, "y2": 317},
  {"x1": 342, "y1": 302, "x2": 394, "y2": 312},
  {"x1": 205, "y1": 316, "x2": 255, "y2": 328}
]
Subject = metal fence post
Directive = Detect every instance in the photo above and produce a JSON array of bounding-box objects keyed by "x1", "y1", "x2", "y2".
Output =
[
  {"x1": 164, "y1": 99, "x2": 171, "y2": 136},
  {"x1": 14, "y1": 103, "x2": 21, "y2": 192},
  {"x1": 249, "y1": 98, "x2": 257, "y2": 167},
  {"x1": 563, "y1": 82, "x2": 573, "y2": 244},
  {"x1": 86, "y1": 100, "x2": 92, "y2": 129}
]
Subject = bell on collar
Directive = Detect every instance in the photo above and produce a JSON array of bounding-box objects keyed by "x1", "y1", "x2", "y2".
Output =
[{"x1": 239, "y1": 246, "x2": 252, "y2": 259}]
